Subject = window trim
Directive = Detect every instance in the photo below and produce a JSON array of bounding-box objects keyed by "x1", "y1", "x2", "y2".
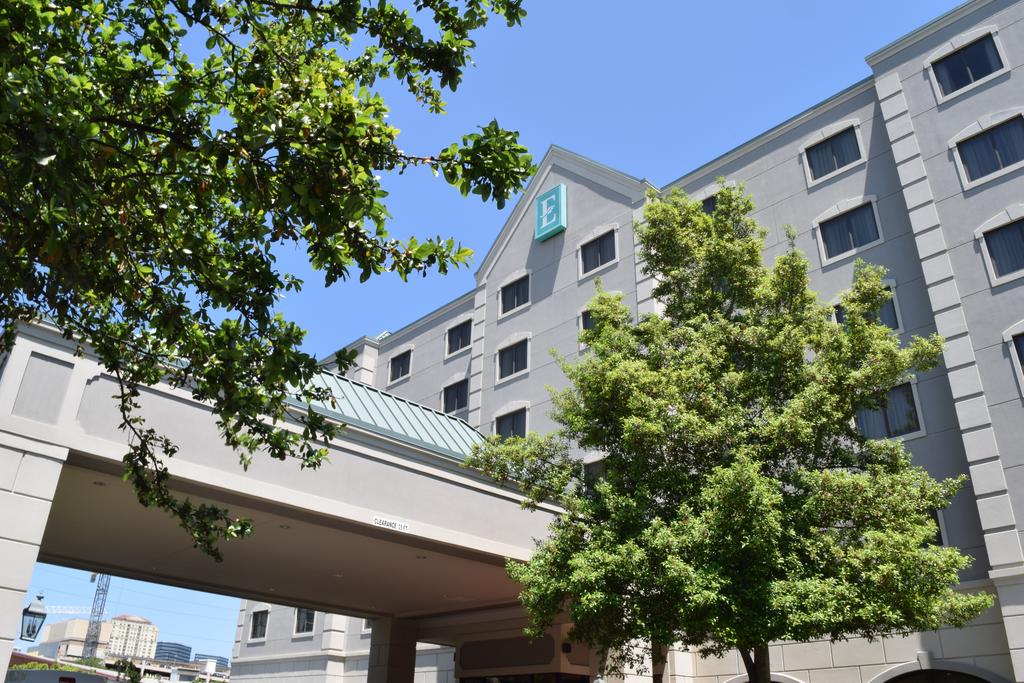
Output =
[
  {"x1": 577, "y1": 224, "x2": 620, "y2": 280},
  {"x1": 933, "y1": 509, "x2": 949, "y2": 546},
  {"x1": 293, "y1": 608, "x2": 316, "y2": 637},
  {"x1": 800, "y1": 120, "x2": 866, "y2": 188},
  {"x1": 248, "y1": 607, "x2": 270, "y2": 642},
  {"x1": 812, "y1": 196, "x2": 884, "y2": 266},
  {"x1": 949, "y1": 109, "x2": 1024, "y2": 191},
  {"x1": 830, "y1": 278, "x2": 903, "y2": 334},
  {"x1": 856, "y1": 379, "x2": 927, "y2": 442},
  {"x1": 973, "y1": 203, "x2": 1024, "y2": 287},
  {"x1": 361, "y1": 618, "x2": 373, "y2": 634},
  {"x1": 691, "y1": 179, "x2": 736, "y2": 207},
  {"x1": 924, "y1": 26, "x2": 1009, "y2": 106},
  {"x1": 442, "y1": 376, "x2": 470, "y2": 414},
  {"x1": 385, "y1": 344, "x2": 415, "y2": 388},
  {"x1": 496, "y1": 270, "x2": 531, "y2": 320},
  {"x1": 443, "y1": 317, "x2": 474, "y2": 360},
  {"x1": 1001, "y1": 319, "x2": 1024, "y2": 398},
  {"x1": 492, "y1": 401, "x2": 530, "y2": 438},
  {"x1": 494, "y1": 334, "x2": 530, "y2": 386}
]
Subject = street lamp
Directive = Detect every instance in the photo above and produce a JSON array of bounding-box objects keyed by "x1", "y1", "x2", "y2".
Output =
[{"x1": 21, "y1": 594, "x2": 47, "y2": 641}]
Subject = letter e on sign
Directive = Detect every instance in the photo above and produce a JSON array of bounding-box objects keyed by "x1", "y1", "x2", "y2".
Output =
[{"x1": 535, "y1": 184, "x2": 567, "y2": 241}]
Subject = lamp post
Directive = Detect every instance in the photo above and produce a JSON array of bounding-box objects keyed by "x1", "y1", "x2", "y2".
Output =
[{"x1": 21, "y1": 594, "x2": 47, "y2": 641}]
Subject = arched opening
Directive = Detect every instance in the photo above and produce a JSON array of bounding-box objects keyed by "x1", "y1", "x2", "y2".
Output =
[{"x1": 889, "y1": 670, "x2": 992, "y2": 683}]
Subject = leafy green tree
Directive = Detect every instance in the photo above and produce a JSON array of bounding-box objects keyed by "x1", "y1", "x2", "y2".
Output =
[
  {"x1": 0, "y1": 0, "x2": 533, "y2": 557},
  {"x1": 468, "y1": 187, "x2": 991, "y2": 683}
]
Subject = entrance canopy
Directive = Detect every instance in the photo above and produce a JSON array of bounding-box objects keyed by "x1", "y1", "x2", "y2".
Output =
[{"x1": 1, "y1": 324, "x2": 554, "y2": 622}]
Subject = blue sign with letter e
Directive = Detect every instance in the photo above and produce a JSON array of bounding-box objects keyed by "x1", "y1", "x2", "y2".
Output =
[{"x1": 535, "y1": 184, "x2": 567, "y2": 242}]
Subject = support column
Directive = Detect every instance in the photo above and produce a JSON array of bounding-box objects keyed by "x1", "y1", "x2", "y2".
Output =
[
  {"x1": 0, "y1": 434, "x2": 68, "y2": 680},
  {"x1": 367, "y1": 617, "x2": 418, "y2": 683},
  {"x1": 873, "y1": 69, "x2": 1024, "y2": 680}
]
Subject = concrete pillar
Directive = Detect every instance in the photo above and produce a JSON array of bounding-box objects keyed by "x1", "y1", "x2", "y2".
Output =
[
  {"x1": 0, "y1": 435, "x2": 67, "y2": 680},
  {"x1": 367, "y1": 617, "x2": 418, "y2": 683}
]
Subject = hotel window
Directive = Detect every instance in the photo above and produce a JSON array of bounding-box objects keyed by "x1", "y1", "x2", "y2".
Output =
[
  {"x1": 295, "y1": 608, "x2": 315, "y2": 634},
  {"x1": 956, "y1": 116, "x2": 1024, "y2": 183},
  {"x1": 701, "y1": 194, "x2": 718, "y2": 214},
  {"x1": 498, "y1": 339, "x2": 528, "y2": 379},
  {"x1": 856, "y1": 383, "x2": 920, "y2": 439},
  {"x1": 581, "y1": 230, "x2": 616, "y2": 274},
  {"x1": 982, "y1": 219, "x2": 1024, "y2": 279},
  {"x1": 932, "y1": 34, "x2": 1003, "y2": 97},
  {"x1": 806, "y1": 127, "x2": 861, "y2": 181},
  {"x1": 389, "y1": 350, "x2": 411, "y2": 382},
  {"x1": 447, "y1": 320, "x2": 472, "y2": 355},
  {"x1": 1007, "y1": 324, "x2": 1024, "y2": 396},
  {"x1": 580, "y1": 309, "x2": 595, "y2": 331},
  {"x1": 834, "y1": 285, "x2": 900, "y2": 331},
  {"x1": 500, "y1": 275, "x2": 529, "y2": 314},
  {"x1": 443, "y1": 379, "x2": 469, "y2": 413},
  {"x1": 496, "y1": 408, "x2": 527, "y2": 438},
  {"x1": 819, "y1": 203, "x2": 880, "y2": 261},
  {"x1": 250, "y1": 610, "x2": 268, "y2": 639}
]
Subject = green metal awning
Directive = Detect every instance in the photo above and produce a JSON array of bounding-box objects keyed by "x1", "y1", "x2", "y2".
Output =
[{"x1": 295, "y1": 371, "x2": 483, "y2": 461}]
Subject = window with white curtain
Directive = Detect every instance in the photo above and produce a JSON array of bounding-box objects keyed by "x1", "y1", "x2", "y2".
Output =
[
  {"x1": 957, "y1": 116, "x2": 1024, "y2": 182},
  {"x1": 856, "y1": 383, "x2": 920, "y2": 439},
  {"x1": 982, "y1": 218, "x2": 1024, "y2": 278},
  {"x1": 932, "y1": 34, "x2": 1003, "y2": 97},
  {"x1": 806, "y1": 127, "x2": 861, "y2": 180},
  {"x1": 819, "y1": 203, "x2": 880, "y2": 260}
]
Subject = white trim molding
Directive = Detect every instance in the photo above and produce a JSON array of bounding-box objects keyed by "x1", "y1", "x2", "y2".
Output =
[
  {"x1": 949, "y1": 108, "x2": 1024, "y2": 191},
  {"x1": 496, "y1": 269, "x2": 532, "y2": 320},
  {"x1": 974, "y1": 203, "x2": 1024, "y2": 288},
  {"x1": 577, "y1": 224, "x2": 620, "y2": 281},
  {"x1": 1002, "y1": 319, "x2": 1024, "y2": 397},
  {"x1": 247, "y1": 605, "x2": 271, "y2": 643},
  {"x1": 924, "y1": 25, "x2": 1010, "y2": 106},
  {"x1": 292, "y1": 607, "x2": 316, "y2": 638},
  {"x1": 385, "y1": 343, "x2": 415, "y2": 388},
  {"x1": 855, "y1": 378, "x2": 927, "y2": 443},
  {"x1": 799, "y1": 119, "x2": 867, "y2": 188},
  {"x1": 443, "y1": 315, "x2": 474, "y2": 360},
  {"x1": 494, "y1": 332, "x2": 531, "y2": 386},
  {"x1": 812, "y1": 195, "x2": 884, "y2": 267},
  {"x1": 491, "y1": 400, "x2": 530, "y2": 436}
]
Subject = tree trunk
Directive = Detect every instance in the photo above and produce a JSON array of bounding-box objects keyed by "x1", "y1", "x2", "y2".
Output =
[
  {"x1": 740, "y1": 645, "x2": 771, "y2": 683},
  {"x1": 651, "y1": 642, "x2": 667, "y2": 683}
]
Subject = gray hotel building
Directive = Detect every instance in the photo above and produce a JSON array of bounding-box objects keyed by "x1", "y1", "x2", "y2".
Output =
[{"x1": 229, "y1": 2, "x2": 1024, "y2": 683}]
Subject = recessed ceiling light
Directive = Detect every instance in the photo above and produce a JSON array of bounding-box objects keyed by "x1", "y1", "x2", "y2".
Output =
[
  {"x1": 332, "y1": 572, "x2": 344, "y2": 578},
  {"x1": 92, "y1": 481, "x2": 106, "y2": 487},
  {"x1": 279, "y1": 524, "x2": 291, "y2": 529},
  {"x1": 267, "y1": 587, "x2": 276, "y2": 592},
  {"x1": 415, "y1": 555, "x2": 427, "y2": 560}
]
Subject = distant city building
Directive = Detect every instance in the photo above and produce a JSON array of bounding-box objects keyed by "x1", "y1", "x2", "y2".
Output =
[
  {"x1": 193, "y1": 654, "x2": 229, "y2": 669},
  {"x1": 29, "y1": 619, "x2": 110, "y2": 660},
  {"x1": 155, "y1": 642, "x2": 192, "y2": 664},
  {"x1": 106, "y1": 615, "x2": 158, "y2": 660}
]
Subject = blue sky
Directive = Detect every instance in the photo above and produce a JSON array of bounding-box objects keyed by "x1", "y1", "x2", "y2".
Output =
[{"x1": 21, "y1": 0, "x2": 963, "y2": 661}]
